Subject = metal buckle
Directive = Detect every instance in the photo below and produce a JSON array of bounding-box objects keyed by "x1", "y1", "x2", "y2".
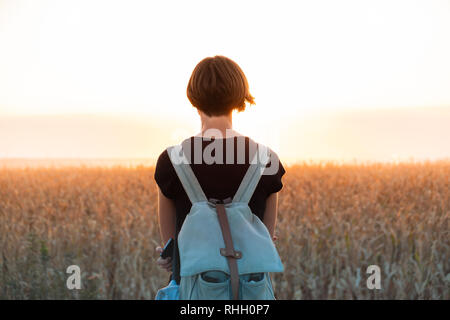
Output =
[
  {"x1": 220, "y1": 248, "x2": 242, "y2": 259},
  {"x1": 208, "y1": 197, "x2": 233, "y2": 205}
]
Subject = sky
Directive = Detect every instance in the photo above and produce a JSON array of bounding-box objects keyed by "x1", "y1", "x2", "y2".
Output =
[{"x1": 0, "y1": 0, "x2": 449, "y2": 163}]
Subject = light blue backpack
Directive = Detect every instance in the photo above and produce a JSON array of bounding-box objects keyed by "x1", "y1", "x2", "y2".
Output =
[{"x1": 157, "y1": 142, "x2": 284, "y2": 300}]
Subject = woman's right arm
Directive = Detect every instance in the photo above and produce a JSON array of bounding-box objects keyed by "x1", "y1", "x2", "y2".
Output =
[{"x1": 263, "y1": 192, "x2": 279, "y2": 241}]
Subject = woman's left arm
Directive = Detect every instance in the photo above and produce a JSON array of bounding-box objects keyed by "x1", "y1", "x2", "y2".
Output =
[
  {"x1": 158, "y1": 188, "x2": 176, "y2": 244},
  {"x1": 156, "y1": 188, "x2": 176, "y2": 272}
]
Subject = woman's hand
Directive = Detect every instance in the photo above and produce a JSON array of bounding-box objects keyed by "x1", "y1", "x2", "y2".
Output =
[{"x1": 156, "y1": 246, "x2": 172, "y2": 272}]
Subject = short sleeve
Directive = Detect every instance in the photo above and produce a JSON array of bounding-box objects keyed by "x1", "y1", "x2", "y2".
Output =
[
  {"x1": 154, "y1": 149, "x2": 179, "y2": 199},
  {"x1": 262, "y1": 149, "x2": 286, "y2": 195}
]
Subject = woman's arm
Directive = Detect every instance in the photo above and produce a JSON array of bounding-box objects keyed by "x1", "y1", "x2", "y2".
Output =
[
  {"x1": 263, "y1": 192, "x2": 279, "y2": 241},
  {"x1": 158, "y1": 188, "x2": 176, "y2": 244},
  {"x1": 156, "y1": 188, "x2": 176, "y2": 272}
]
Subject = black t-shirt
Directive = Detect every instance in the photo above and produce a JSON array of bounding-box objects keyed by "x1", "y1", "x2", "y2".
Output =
[{"x1": 154, "y1": 136, "x2": 286, "y2": 234}]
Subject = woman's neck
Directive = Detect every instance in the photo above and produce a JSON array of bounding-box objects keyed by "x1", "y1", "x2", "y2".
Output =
[{"x1": 197, "y1": 112, "x2": 240, "y2": 138}]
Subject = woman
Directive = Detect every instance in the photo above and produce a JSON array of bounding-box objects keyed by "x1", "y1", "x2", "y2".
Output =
[{"x1": 154, "y1": 55, "x2": 285, "y2": 295}]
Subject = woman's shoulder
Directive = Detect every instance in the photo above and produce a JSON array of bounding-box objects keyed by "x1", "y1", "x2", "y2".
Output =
[
  {"x1": 155, "y1": 148, "x2": 172, "y2": 178},
  {"x1": 154, "y1": 146, "x2": 180, "y2": 199}
]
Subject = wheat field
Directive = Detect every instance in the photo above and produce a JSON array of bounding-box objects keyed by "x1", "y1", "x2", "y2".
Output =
[{"x1": 0, "y1": 161, "x2": 448, "y2": 299}]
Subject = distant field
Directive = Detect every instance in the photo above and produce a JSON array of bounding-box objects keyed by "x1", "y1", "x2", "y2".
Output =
[
  {"x1": 0, "y1": 158, "x2": 156, "y2": 169},
  {"x1": 0, "y1": 161, "x2": 448, "y2": 299}
]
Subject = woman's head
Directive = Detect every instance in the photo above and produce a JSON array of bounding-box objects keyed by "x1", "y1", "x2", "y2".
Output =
[{"x1": 187, "y1": 55, "x2": 255, "y2": 117}]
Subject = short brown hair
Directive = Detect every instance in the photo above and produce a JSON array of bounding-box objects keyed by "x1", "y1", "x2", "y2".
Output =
[{"x1": 187, "y1": 55, "x2": 255, "y2": 116}]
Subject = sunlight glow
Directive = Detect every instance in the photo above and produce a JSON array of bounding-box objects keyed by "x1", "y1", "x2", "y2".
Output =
[{"x1": 0, "y1": 0, "x2": 449, "y2": 161}]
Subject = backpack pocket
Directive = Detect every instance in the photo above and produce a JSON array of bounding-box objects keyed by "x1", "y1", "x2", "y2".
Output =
[
  {"x1": 155, "y1": 279, "x2": 180, "y2": 300},
  {"x1": 240, "y1": 272, "x2": 275, "y2": 300},
  {"x1": 191, "y1": 271, "x2": 231, "y2": 300}
]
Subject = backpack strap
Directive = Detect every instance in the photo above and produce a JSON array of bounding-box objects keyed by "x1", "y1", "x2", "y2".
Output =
[
  {"x1": 232, "y1": 144, "x2": 270, "y2": 204},
  {"x1": 167, "y1": 145, "x2": 207, "y2": 204},
  {"x1": 216, "y1": 202, "x2": 241, "y2": 300}
]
